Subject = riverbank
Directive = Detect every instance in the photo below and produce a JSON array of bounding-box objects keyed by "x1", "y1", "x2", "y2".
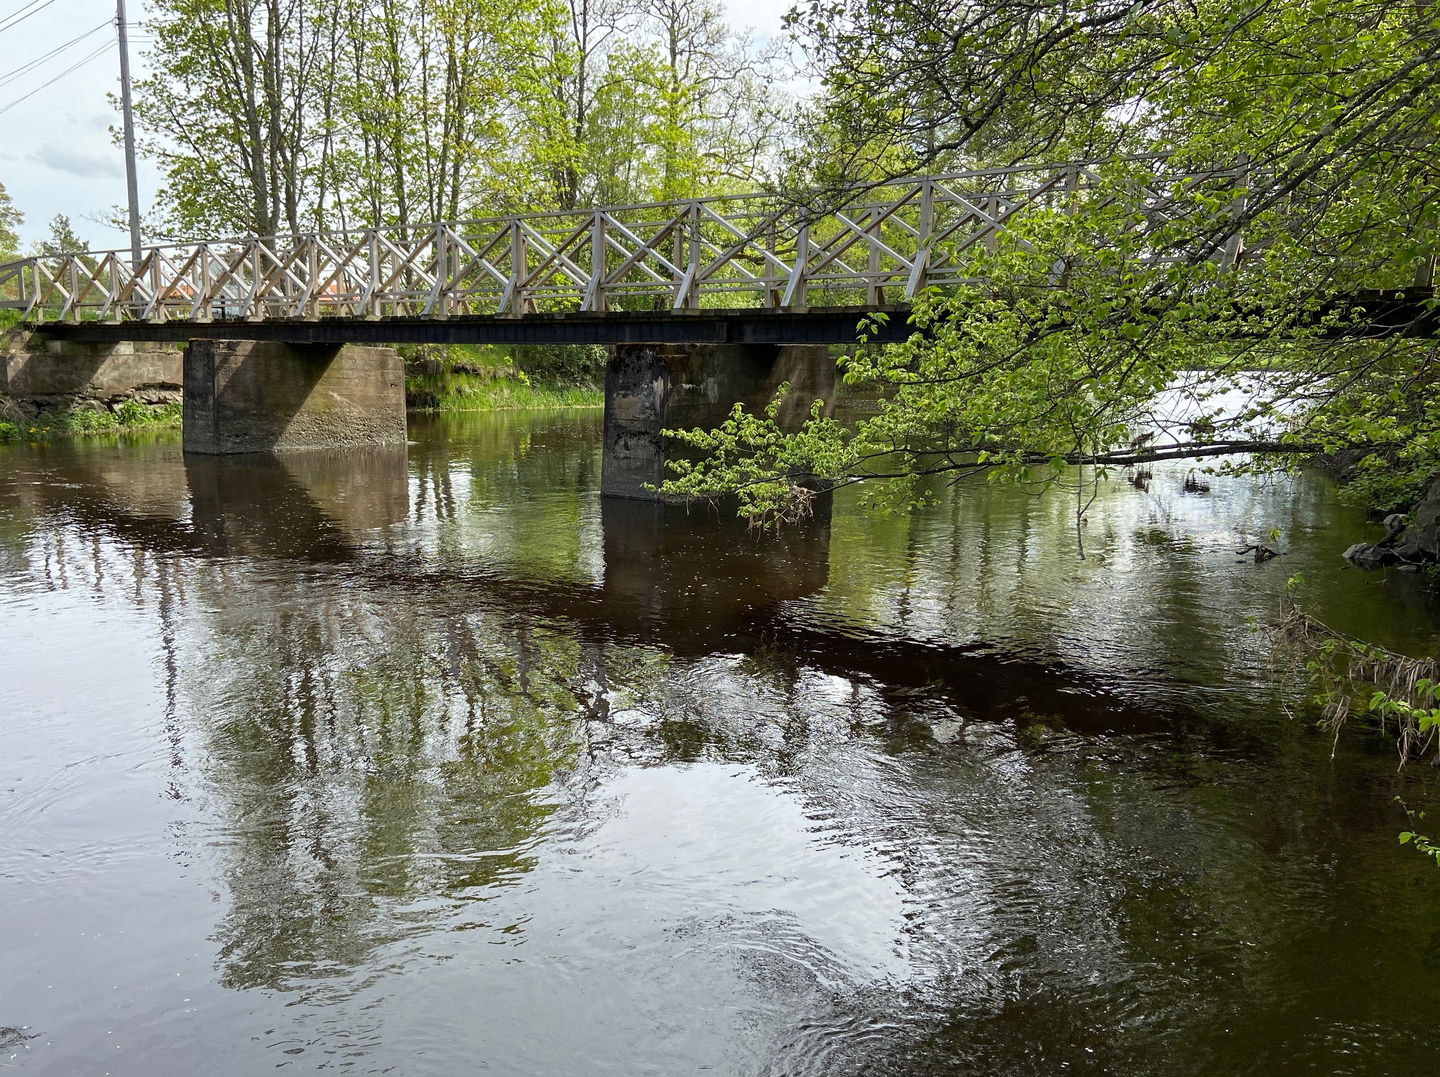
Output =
[
  {"x1": 400, "y1": 341, "x2": 602, "y2": 412},
  {"x1": 0, "y1": 380, "x2": 600, "y2": 444},
  {"x1": 405, "y1": 370, "x2": 601, "y2": 411}
]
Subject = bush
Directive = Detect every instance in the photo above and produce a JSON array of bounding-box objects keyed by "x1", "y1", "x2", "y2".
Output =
[
  {"x1": 114, "y1": 398, "x2": 151, "y2": 425},
  {"x1": 0, "y1": 399, "x2": 182, "y2": 442}
]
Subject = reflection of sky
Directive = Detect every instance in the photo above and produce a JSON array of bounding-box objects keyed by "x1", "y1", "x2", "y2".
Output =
[
  {"x1": 804, "y1": 451, "x2": 1440, "y2": 711},
  {"x1": 376, "y1": 763, "x2": 910, "y2": 1075}
]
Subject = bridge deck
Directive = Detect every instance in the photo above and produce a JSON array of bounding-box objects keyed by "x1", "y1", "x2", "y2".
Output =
[
  {"x1": 22, "y1": 307, "x2": 913, "y2": 346},
  {"x1": 24, "y1": 289, "x2": 1437, "y2": 346}
]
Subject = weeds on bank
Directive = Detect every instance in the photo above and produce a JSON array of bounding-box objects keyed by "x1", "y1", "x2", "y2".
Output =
[
  {"x1": 406, "y1": 371, "x2": 602, "y2": 411},
  {"x1": 1277, "y1": 596, "x2": 1440, "y2": 765},
  {"x1": 0, "y1": 400, "x2": 183, "y2": 443}
]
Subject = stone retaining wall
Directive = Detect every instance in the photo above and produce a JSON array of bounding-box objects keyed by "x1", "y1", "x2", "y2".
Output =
[{"x1": 0, "y1": 331, "x2": 183, "y2": 421}]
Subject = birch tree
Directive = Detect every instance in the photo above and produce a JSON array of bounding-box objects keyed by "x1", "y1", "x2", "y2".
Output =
[{"x1": 136, "y1": 0, "x2": 337, "y2": 237}]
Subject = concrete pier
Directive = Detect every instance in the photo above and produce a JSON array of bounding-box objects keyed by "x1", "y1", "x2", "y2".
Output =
[
  {"x1": 600, "y1": 343, "x2": 835, "y2": 500},
  {"x1": 182, "y1": 339, "x2": 406, "y2": 454}
]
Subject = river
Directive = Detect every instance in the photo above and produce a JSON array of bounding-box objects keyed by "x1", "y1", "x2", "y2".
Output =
[{"x1": 2, "y1": 409, "x2": 1438, "y2": 1075}]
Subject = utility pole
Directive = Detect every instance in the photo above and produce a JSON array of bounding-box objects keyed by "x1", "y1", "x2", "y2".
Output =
[{"x1": 115, "y1": 0, "x2": 141, "y2": 267}]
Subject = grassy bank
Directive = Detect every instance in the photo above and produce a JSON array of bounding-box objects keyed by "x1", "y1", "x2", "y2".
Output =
[
  {"x1": 400, "y1": 342, "x2": 603, "y2": 412},
  {"x1": 406, "y1": 370, "x2": 601, "y2": 411},
  {"x1": 0, "y1": 400, "x2": 183, "y2": 443}
]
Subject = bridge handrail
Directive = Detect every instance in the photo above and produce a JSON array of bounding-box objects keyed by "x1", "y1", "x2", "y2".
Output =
[{"x1": 0, "y1": 157, "x2": 1251, "y2": 325}]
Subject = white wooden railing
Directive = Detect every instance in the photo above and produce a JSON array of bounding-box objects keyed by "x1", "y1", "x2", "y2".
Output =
[{"x1": 0, "y1": 161, "x2": 1245, "y2": 325}]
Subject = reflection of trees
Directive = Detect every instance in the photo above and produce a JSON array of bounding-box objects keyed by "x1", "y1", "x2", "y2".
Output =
[
  {"x1": 192, "y1": 591, "x2": 589, "y2": 990},
  {"x1": 407, "y1": 410, "x2": 604, "y2": 583},
  {"x1": 817, "y1": 460, "x2": 1440, "y2": 726}
]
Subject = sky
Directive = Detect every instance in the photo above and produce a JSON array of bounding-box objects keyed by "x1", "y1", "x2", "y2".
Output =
[{"x1": 0, "y1": 0, "x2": 798, "y2": 250}]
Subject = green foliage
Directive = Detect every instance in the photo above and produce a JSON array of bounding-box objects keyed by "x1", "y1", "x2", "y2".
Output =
[
  {"x1": 508, "y1": 343, "x2": 608, "y2": 386},
  {"x1": 0, "y1": 401, "x2": 182, "y2": 443},
  {"x1": 0, "y1": 180, "x2": 20, "y2": 259},
  {"x1": 1397, "y1": 802, "x2": 1440, "y2": 867},
  {"x1": 402, "y1": 344, "x2": 602, "y2": 411},
  {"x1": 135, "y1": 0, "x2": 782, "y2": 235},
  {"x1": 406, "y1": 371, "x2": 601, "y2": 411},
  {"x1": 664, "y1": 0, "x2": 1440, "y2": 513},
  {"x1": 1337, "y1": 458, "x2": 1435, "y2": 516},
  {"x1": 1280, "y1": 600, "x2": 1440, "y2": 763},
  {"x1": 398, "y1": 341, "x2": 605, "y2": 411}
]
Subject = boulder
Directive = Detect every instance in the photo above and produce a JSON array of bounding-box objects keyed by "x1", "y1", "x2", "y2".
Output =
[
  {"x1": 1392, "y1": 541, "x2": 1428, "y2": 562},
  {"x1": 1343, "y1": 541, "x2": 1401, "y2": 570},
  {"x1": 1341, "y1": 472, "x2": 1440, "y2": 570},
  {"x1": 1410, "y1": 473, "x2": 1440, "y2": 560}
]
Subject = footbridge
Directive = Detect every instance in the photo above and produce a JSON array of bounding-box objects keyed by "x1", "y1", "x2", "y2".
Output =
[
  {"x1": 2, "y1": 161, "x2": 1431, "y2": 497},
  {"x1": 2, "y1": 163, "x2": 1221, "y2": 336}
]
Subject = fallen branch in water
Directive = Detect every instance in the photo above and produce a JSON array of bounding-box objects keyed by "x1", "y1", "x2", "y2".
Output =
[{"x1": 1238, "y1": 543, "x2": 1279, "y2": 562}]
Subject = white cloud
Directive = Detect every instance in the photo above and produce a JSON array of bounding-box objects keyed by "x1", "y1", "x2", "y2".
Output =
[{"x1": 30, "y1": 142, "x2": 123, "y2": 179}]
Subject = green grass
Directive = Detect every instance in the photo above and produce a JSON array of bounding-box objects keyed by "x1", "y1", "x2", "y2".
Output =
[
  {"x1": 407, "y1": 371, "x2": 602, "y2": 411},
  {"x1": 0, "y1": 400, "x2": 183, "y2": 443}
]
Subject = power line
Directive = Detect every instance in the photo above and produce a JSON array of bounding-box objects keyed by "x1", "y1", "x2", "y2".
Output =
[
  {"x1": 0, "y1": 0, "x2": 62, "y2": 35},
  {"x1": 0, "y1": 19, "x2": 109, "y2": 89},
  {"x1": 0, "y1": 38, "x2": 113, "y2": 116},
  {"x1": 0, "y1": 0, "x2": 47, "y2": 28}
]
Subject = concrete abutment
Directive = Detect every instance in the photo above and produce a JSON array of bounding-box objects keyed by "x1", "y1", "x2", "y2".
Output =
[
  {"x1": 600, "y1": 342, "x2": 835, "y2": 500},
  {"x1": 1, "y1": 333, "x2": 182, "y2": 420}
]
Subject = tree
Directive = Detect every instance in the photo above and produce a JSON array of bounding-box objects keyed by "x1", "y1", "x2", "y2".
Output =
[
  {"x1": 136, "y1": 0, "x2": 338, "y2": 237},
  {"x1": 637, "y1": 0, "x2": 780, "y2": 200},
  {"x1": 663, "y1": 0, "x2": 1440, "y2": 526},
  {"x1": 519, "y1": 0, "x2": 638, "y2": 211},
  {"x1": 32, "y1": 214, "x2": 89, "y2": 258},
  {"x1": 0, "y1": 181, "x2": 21, "y2": 260}
]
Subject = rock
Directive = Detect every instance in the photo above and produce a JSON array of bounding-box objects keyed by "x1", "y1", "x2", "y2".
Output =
[
  {"x1": 1410, "y1": 473, "x2": 1440, "y2": 560},
  {"x1": 30, "y1": 394, "x2": 106, "y2": 414},
  {"x1": 135, "y1": 387, "x2": 182, "y2": 405},
  {"x1": 28, "y1": 394, "x2": 74, "y2": 412},
  {"x1": 1341, "y1": 474, "x2": 1440, "y2": 570},
  {"x1": 1343, "y1": 541, "x2": 1400, "y2": 570},
  {"x1": 1377, "y1": 512, "x2": 1408, "y2": 546},
  {"x1": 1393, "y1": 541, "x2": 1428, "y2": 563}
]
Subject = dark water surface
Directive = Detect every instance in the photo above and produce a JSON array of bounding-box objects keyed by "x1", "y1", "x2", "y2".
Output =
[{"x1": 2, "y1": 409, "x2": 1439, "y2": 1076}]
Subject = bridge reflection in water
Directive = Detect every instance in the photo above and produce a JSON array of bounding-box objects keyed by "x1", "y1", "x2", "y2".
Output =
[{"x1": 3, "y1": 414, "x2": 1440, "y2": 1076}]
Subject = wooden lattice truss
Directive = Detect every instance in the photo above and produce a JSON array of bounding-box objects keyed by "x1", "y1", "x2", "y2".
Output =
[{"x1": 0, "y1": 162, "x2": 1246, "y2": 325}]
